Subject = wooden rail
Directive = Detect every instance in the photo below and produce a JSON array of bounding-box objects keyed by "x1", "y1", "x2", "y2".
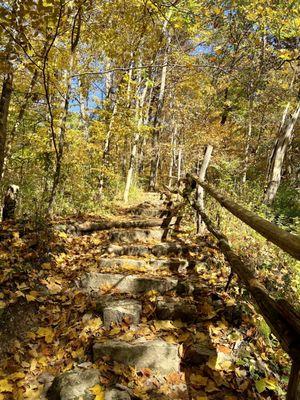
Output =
[
  {"x1": 187, "y1": 173, "x2": 300, "y2": 260},
  {"x1": 164, "y1": 176, "x2": 300, "y2": 400}
]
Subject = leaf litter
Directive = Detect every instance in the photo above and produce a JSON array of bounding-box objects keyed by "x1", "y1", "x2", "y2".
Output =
[{"x1": 0, "y1": 212, "x2": 291, "y2": 399}]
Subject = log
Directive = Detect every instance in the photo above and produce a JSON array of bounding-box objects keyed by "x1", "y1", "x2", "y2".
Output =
[{"x1": 187, "y1": 173, "x2": 300, "y2": 260}]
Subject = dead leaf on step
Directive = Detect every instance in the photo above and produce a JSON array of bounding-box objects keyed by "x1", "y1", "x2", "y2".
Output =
[
  {"x1": 90, "y1": 384, "x2": 105, "y2": 400},
  {"x1": 153, "y1": 320, "x2": 177, "y2": 330}
]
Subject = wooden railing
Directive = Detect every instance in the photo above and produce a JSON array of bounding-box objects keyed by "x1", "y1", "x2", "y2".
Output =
[{"x1": 163, "y1": 174, "x2": 300, "y2": 400}]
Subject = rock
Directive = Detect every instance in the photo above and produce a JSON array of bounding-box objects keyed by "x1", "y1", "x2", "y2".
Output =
[
  {"x1": 98, "y1": 258, "x2": 189, "y2": 274},
  {"x1": 130, "y1": 206, "x2": 164, "y2": 218},
  {"x1": 105, "y1": 388, "x2": 131, "y2": 400},
  {"x1": 107, "y1": 243, "x2": 204, "y2": 257},
  {"x1": 109, "y1": 229, "x2": 164, "y2": 244},
  {"x1": 107, "y1": 244, "x2": 150, "y2": 257},
  {"x1": 46, "y1": 369, "x2": 100, "y2": 400},
  {"x1": 93, "y1": 339, "x2": 180, "y2": 374},
  {"x1": 81, "y1": 273, "x2": 178, "y2": 294},
  {"x1": 98, "y1": 258, "x2": 188, "y2": 274},
  {"x1": 102, "y1": 299, "x2": 142, "y2": 327},
  {"x1": 156, "y1": 299, "x2": 197, "y2": 321}
]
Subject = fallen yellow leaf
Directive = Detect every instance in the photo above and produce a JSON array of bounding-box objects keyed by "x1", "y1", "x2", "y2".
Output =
[
  {"x1": 8, "y1": 372, "x2": 25, "y2": 381},
  {"x1": 154, "y1": 320, "x2": 176, "y2": 330},
  {"x1": 0, "y1": 379, "x2": 13, "y2": 393},
  {"x1": 37, "y1": 327, "x2": 55, "y2": 343},
  {"x1": 90, "y1": 384, "x2": 105, "y2": 400},
  {"x1": 26, "y1": 294, "x2": 36, "y2": 302}
]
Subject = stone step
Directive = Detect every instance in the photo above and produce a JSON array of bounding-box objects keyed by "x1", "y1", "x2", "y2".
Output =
[
  {"x1": 98, "y1": 257, "x2": 190, "y2": 274},
  {"x1": 109, "y1": 228, "x2": 165, "y2": 244},
  {"x1": 101, "y1": 299, "x2": 142, "y2": 327},
  {"x1": 93, "y1": 339, "x2": 180, "y2": 374},
  {"x1": 81, "y1": 272, "x2": 178, "y2": 294},
  {"x1": 156, "y1": 298, "x2": 197, "y2": 322},
  {"x1": 107, "y1": 242, "x2": 204, "y2": 257},
  {"x1": 47, "y1": 369, "x2": 131, "y2": 399},
  {"x1": 129, "y1": 206, "x2": 166, "y2": 218}
]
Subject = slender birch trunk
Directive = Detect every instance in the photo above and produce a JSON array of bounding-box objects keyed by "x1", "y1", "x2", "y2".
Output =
[
  {"x1": 264, "y1": 99, "x2": 300, "y2": 205},
  {"x1": 196, "y1": 145, "x2": 213, "y2": 233}
]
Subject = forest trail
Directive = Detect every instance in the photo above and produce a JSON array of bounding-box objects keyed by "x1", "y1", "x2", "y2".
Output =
[{"x1": 0, "y1": 193, "x2": 290, "y2": 399}]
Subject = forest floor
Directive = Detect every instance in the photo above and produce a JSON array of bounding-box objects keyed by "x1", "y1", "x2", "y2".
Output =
[{"x1": 0, "y1": 193, "x2": 291, "y2": 399}]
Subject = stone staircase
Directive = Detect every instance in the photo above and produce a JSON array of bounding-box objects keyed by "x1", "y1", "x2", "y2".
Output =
[{"x1": 47, "y1": 195, "x2": 216, "y2": 400}]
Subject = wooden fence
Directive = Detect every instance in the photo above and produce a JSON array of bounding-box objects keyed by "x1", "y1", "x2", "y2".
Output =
[{"x1": 164, "y1": 174, "x2": 300, "y2": 400}]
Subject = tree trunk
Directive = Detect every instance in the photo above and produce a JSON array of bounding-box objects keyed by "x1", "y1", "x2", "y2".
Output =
[
  {"x1": 0, "y1": 72, "x2": 14, "y2": 182},
  {"x1": 242, "y1": 98, "x2": 253, "y2": 183},
  {"x1": 47, "y1": 53, "x2": 76, "y2": 212},
  {"x1": 195, "y1": 145, "x2": 213, "y2": 233},
  {"x1": 1, "y1": 69, "x2": 39, "y2": 182},
  {"x1": 177, "y1": 145, "x2": 182, "y2": 182},
  {"x1": 123, "y1": 82, "x2": 148, "y2": 203},
  {"x1": 264, "y1": 100, "x2": 300, "y2": 205},
  {"x1": 168, "y1": 125, "x2": 177, "y2": 187},
  {"x1": 148, "y1": 12, "x2": 172, "y2": 191},
  {"x1": 287, "y1": 361, "x2": 300, "y2": 400},
  {"x1": 98, "y1": 101, "x2": 118, "y2": 199},
  {"x1": 78, "y1": 77, "x2": 89, "y2": 139},
  {"x1": 2, "y1": 184, "x2": 19, "y2": 221}
]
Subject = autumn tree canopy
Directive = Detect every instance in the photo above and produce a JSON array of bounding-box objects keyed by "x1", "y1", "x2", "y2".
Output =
[{"x1": 0, "y1": 0, "x2": 299, "y2": 215}]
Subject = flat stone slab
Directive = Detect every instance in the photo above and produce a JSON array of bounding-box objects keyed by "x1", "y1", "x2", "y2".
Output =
[
  {"x1": 81, "y1": 273, "x2": 178, "y2": 294},
  {"x1": 109, "y1": 229, "x2": 165, "y2": 244},
  {"x1": 47, "y1": 368, "x2": 100, "y2": 400},
  {"x1": 98, "y1": 258, "x2": 189, "y2": 274},
  {"x1": 93, "y1": 339, "x2": 180, "y2": 374},
  {"x1": 47, "y1": 369, "x2": 131, "y2": 400},
  {"x1": 156, "y1": 299, "x2": 197, "y2": 321},
  {"x1": 107, "y1": 243, "x2": 204, "y2": 257},
  {"x1": 129, "y1": 206, "x2": 165, "y2": 218},
  {"x1": 102, "y1": 299, "x2": 142, "y2": 327}
]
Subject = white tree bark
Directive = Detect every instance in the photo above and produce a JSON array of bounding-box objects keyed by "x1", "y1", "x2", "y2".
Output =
[
  {"x1": 264, "y1": 100, "x2": 300, "y2": 205},
  {"x1": 196, "y1": 144, "x2": 213, "y2": 233}
]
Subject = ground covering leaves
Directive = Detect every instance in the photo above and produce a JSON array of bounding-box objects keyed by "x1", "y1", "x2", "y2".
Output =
[{"x1": 0, "y1": 209, "x2": 291, "y2": 399}]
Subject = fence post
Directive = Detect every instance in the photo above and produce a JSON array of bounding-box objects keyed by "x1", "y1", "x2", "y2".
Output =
[{"x1": 196, "y1": 145, "x2": 213, "y2": 233}]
